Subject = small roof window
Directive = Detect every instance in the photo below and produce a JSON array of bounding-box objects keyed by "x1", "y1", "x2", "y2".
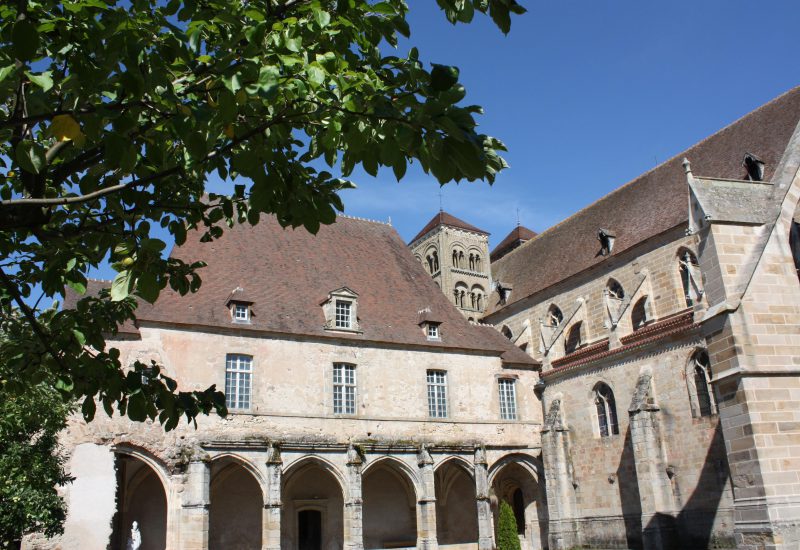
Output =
[
  {"x1": 743, "y1": 152, "x2": 765, "y2": 182},
  {"x1": 598, "y1": 228, "x2": 616, "y2": 256}
]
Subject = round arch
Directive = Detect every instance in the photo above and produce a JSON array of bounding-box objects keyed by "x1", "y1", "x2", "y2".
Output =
[{"x1": 282, "y1": 454, "x2": 348, "y2": 500}]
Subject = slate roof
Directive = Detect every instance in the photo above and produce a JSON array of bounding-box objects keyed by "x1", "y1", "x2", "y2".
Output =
[
  {"x1": 70, "y1": 215, "x2": 533, "y2": 363},
  {"x1": 410, "y1": 211, "x2": 489, "y2": 244},
  {"x1": 490, "y1": 225, "x2": 537, "y2": 262},
  {"x1": 485, "y1": 86, "x2": 800, "y2": 318}
]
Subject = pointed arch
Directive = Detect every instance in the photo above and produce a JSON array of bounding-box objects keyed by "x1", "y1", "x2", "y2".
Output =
[
  {"x1": 593, "y1": 382, "x2": 619, "y2": 437},
  {"x1": 210, "y1": 456, "x2": 264, "y2": 550},
  {"x1": 282, "y1": 454, "x2": 348, "y2": 499},
  {"x1": 546, "y1": 304, "x2": 563, "y2": 327},
  {"x1": 362, "y1": 456, "x2": 419, "y2": 548},
  {"x1": 685, "y1": 348, "x2": 716, "y2": 417},
  {"x1": 434, "y1": 455, "x2": 475, "y2": 477}
]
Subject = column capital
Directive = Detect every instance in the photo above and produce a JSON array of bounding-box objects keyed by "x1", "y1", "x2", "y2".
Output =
[
  {"x1": 474, "y1": 446, "x2": 487, "y2": 466},
  {"x1": 266, "y1": 442, "x2": 282, "y2": 465},
  {"x1": 417, "y1": 444, "x2": 433, "y2": 466}
]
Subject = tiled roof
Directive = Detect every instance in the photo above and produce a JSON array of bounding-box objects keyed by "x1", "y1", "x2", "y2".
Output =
[
  {"x1": 74, "y1": 215, "x2": 528, "y2": 360},
  {"x1": 490, "y1": 225, "x2": 537, "y2": 262},
  {"x1": 410, "y1": 211, "x2": 489, "y2": 244},
  {"x1": 472, "y1": 325, "x2": 540, "y2": 366},
  {"x1": 485, "y1": 86, "x2": 800, "y2": 317}
]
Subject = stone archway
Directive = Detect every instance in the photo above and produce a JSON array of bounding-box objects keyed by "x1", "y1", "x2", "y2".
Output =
[
  {"x1": 112, "y1": 453, "x2": 168, "y2": 550},
  {"x1": 209, "y1": 457, "x2": 264, "y2": 550},
  {"x1": 435, "y1": 458, "x2": 479, "y2": 545},
  {"x1": 362, "y1": 458, "x2": 418, "y2": 549},
  {"x1": 281, "y1": 457, "x2": 345, "y2": 550},
  {"x1": 490, "y1": 456, "x2": 548, "y2": 550}
]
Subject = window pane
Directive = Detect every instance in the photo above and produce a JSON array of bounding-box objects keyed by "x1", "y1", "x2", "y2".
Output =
[
  {"x1": 333, "y1": 363, "x2": 356, "y2": 414},
  {"x1": 427, "y1": 370, "x2": 447, "y2": 418},
  {"x1": 499, "y1": 379, "x2": 517, "y2": 420},
  {"x1": 225, "y1": 354, "x2": 252, "y2": 410},
  {"x1": 335, "y1": 300, "x2": 352, "y2": 328}
]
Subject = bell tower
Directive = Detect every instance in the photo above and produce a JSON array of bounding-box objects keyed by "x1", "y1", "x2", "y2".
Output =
[{"x1": 409, "y1": 211, "x2": 491, "y2": 320}]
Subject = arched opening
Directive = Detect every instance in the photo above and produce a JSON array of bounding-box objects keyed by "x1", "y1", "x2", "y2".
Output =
[
  {"x1": 678, "y1": 249, "x2": 702, "y2": 307},
  {"x1": 490, "y1": 457, "x2": 547, "y2": 550},
  {"x1": 471, "y1": 284, "x2": 485, "y2": 312},
  {"x1": 454, "y1": 282, "x2": 468, "y2": 308},
  {"x1": 687, "y1": 349, "x2": 716, "y2": 418},
  {"x1": 209, "y1": 458, "x2": 263, "y2": 550},
  {"x1": 789, "y1": 217, "x2": 800, "y2": 281},
  {"x1": 435, "y1": 460, "x2": 478, "y2": 545},
  {"x1": 594, "y1": 383, "x2": 619, "y2": 437},
  {"x1": 631, "y1": 296, "x2": 650, "y2": 330},
  {"x1": 607, "y1": 278, "x2": 625, "y2": 300},
  {"x1": 546, "y1": 304, "x2": 563, "y2": 327},
  {"x1": 432, "y1": 250, "x2": 439, "y2": 272},
  {"x1": 363, "y1": 459, "x2": 418, "y2": 548},
  {"x1": 281, "y1": 458, "x2": 345, "y2": 550},
  {"x1": 112, "y1": 454, "x2": 168, "y2": 550},
  {"x1": 564, "y1": 322, "x2": 582, "y2": 354}
]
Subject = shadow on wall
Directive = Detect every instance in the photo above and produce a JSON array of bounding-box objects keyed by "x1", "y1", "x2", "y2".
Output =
[
  {"x1": 669, "y1": 420, "x2": 734, "y2": 549},
  {"x1": 617, "y1": 427, "x2": 643, "y2": 550}
]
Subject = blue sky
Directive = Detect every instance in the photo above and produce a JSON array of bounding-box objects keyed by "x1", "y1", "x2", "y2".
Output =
[{"x1": 336, "y1": 0, "x2": 800, "y2": 249}]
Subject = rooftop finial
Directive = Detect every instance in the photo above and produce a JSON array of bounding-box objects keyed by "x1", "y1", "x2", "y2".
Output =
[
  {"x1": 682, "y1": 158, "x2": 692, "y2": 176},
  {"x1": 516, "y1": 207, "x2": 520, "y2": 227},
  {"x1": 438, "y1": 189, "x2": 443, "y2": 212}
]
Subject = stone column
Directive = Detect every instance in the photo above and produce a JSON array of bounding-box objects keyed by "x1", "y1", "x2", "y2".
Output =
[
  {"x1": 180, "y1": 457, "x2": 210, "y2": 550},
  {"x1": 262, "y1": 443, "x2": 282, "y2": 550},
  {"x1": 541, "y1": 398, "x2": 580, "y2": 550},
  {"x1": 416, "y1": 446, "x2": 439, "y2": 550},
  {"x1": 474, "y1": 446, "x2": 494, "y2": 550},
  {"x1": 628, "y1": 371, "x2": 676, "y2": 550},
  {"x1": 344, "y1": 445, "x2": 364, "y2": 550}
]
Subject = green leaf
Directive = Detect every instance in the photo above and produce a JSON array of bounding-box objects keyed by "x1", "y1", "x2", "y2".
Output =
[
  {"x1": 72, "y1": 329, "x2": 86, "y2": 347},
  {"x1": 314, "y1": 9, "x2": 331, "y2": 27},
  {"x1": 430, "y1": 64, "x2": 459, "y2": 92},
  {"x1": 110, "y1": 271, "x2": 130, "y2": 301},
  {"x1": 12, "y1": 20, "x2": 39, "y2": 61},
  {"x1": 82, "y1": 396, "x2": 97, "y2": 421},
  {"x1": 15, "y1": 141, "x2": 46, "y2": 174},
  {"x1": 136, "y1": 272, "x2": 160, "y2": 304},
  {"x1": 306, "y1": 64, "x2": 325, "y2": 87},
  {"x1": 25, "y1": 71, "x2": 53, "y2": 91},
  {"x1": 0, "y1": 65, "x2": 16, "y2": 83}
]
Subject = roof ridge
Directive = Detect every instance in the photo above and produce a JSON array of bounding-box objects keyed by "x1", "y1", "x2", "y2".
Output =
[
  {"x1": 494, "y1": 85, "x2": 800, "y2": 267},
  {"x1": 337, "y1": 213, "x2": 391, "y2": 226}
]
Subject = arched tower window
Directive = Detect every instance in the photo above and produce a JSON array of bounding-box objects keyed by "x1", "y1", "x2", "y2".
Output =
[
  {"x1": 432, "y1": 251, "x2": 439, "y2": 272},
  {"x1": 475, "y1": 254, "x2": 482, "y2": 272},
  {"x1": 679, "y1": 249, "x2": 702, "y2": 307},
  {"x1": 469, "y1": 253, "x2": 475, "y2": 271},
  {"x1": 452, "y1": 250, "x2": 459, "y2": 267},
  {"x1": 564, "y1": 322, "x2": 582, "y2": 354},
  {"x1": 631, "y1": 296, "x2": 650, "y2": 330},
  {"x1": 458, "y1": 250, "x2": 465, "y2": 268},
  {"x1": 594, "y1": 383, "x2": 619, "y2": 437},
  {"x1": 546, "y1": 304, "x2": 563, "y2": 327},
  {"x1": 690, "y1": 350, "x2": 715, "y2": 417},
  {"x1": 426, "y1": 255, "x2": 434, "y2": 273},
  {"x1": 471, "y1": 285, "x2": 485, "y2": 312}
]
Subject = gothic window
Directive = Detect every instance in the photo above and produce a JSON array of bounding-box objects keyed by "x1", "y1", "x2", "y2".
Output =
[
  {"x1": 333, "y1": 363, "x2": 356, "y2": 415},
  {"x1": 498, "y1": 378, "x2": 517, "y2": 420},
  {"x1": 631, "y1": 296, "x2": 650, "y2": 330},
  {"x1": 607, "y1": 279, "x2": 625, "y2": 300},
  {"x1": 679, "y1": 249, "x2": 702, "y2": 307},
  {"x1": 688, "y1": 350, "x2": 716, "y2": 417},
  {"x1": 225, "y1": 354, "x2": 252, "y2": 410},
  {"x1": 427, "y1": 370, "x2": 448, "y2": 418},
  {"x1": 594, "y1": 383, "x2": 619, "y2": 437},
  {"x1": 546, "y1": 304, "x2": 563, "y2": 327},
  {"x1": 564, "y1": 322, "x2": 582, "y2": 354}
]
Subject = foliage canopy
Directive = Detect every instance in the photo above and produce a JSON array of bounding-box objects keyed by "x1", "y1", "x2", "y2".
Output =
[{"x1": 0, "y1": 0, "x2": 523, "y2": 429}]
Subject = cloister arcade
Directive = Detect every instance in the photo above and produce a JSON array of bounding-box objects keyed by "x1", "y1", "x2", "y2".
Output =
[{"x1": 111, "y1": 444, "x2": 545, "y2": 550}]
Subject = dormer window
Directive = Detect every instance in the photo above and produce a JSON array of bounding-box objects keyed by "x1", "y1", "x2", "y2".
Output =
[
  {"x1": 743, "y1": 152, "x2": 765, "y2": 182},
  {"x1": 322, "y1": 287, "x2": 361, "y2": 332},
  {"x1": 335, "y1": 300, "x2": 352, "y2": 329},
  {"x1": 598, "y1": 228, "x2": 616, "y2": 256},
  {"x1": 427, "y1": 323, "x2": 440, "y2": 340},
  {"x1": 233, "y1": 302, "x2": 250, "y2": 322}
]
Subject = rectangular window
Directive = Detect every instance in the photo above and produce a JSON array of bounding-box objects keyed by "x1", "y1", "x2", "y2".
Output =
[
  {"x1": 427, "y1": 323, "x2": 439, "y2": 340},
  {"x1": 233, "y1": 303, "x2": 249, "y2": 321},
  {"x1": 427, "y1": 370, "x2": 448, "y2": 418},
  {"x1": 333, "y1": 363, "x2": 356, "y2": 415},
  {"x1": 499, "y1": 379, "x2": 517, "y2": 420},
  {"x1": 335, "y1": 300, "x2": 352, "y2": 329},
  {"x1": 225, "y1": 354, "x2": 252, "y2": 410}
]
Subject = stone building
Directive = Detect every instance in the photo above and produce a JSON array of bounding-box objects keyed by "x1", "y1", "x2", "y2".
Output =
[
  {"x1": 42, "y1": 86, "x2": 800, "y2": 550},
  {"x1": 479, "y1": 86, "x2": 800, "y2": 550},
  {"x1": 50, "y1": 216, "x2": 545, "y2": 550},
  {"x1": 409, "y1": 212, "x2": 492, "y2": 319}
]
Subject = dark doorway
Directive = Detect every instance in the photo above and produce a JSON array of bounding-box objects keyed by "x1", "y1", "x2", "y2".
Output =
[
  {"x1": 512, "y1": 488, "x2": 526, "y2": 535},
  {"x1": 298, "y1": 510, "x2": 322, "y2": 550}
]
